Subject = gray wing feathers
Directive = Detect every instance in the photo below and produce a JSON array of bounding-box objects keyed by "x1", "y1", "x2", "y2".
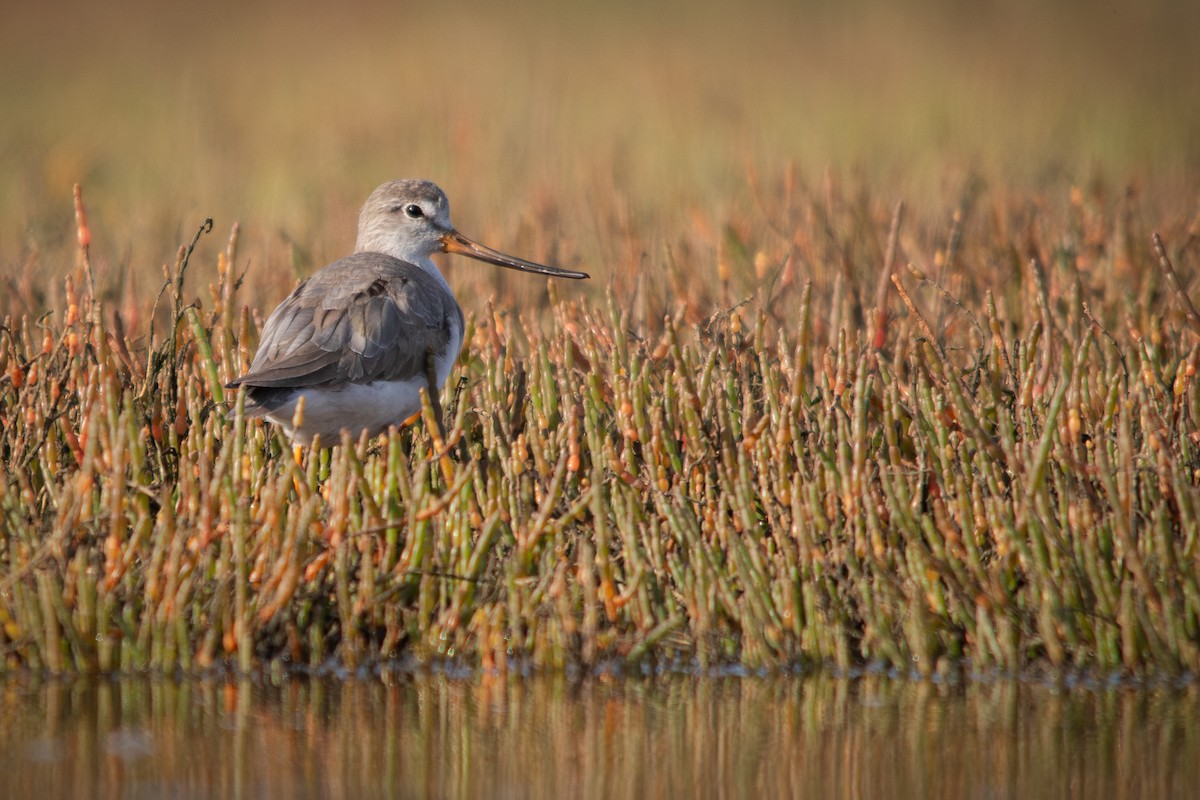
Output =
[{"x1": 229, "y1": 253, "x2": 458, "y2": 389}]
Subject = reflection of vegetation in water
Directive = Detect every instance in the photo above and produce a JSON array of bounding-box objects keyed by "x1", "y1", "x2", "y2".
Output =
[
  {"x1": 2, "y1": 1, "x2": 1200, "y2": 675},
  {"x1": 1, "y1": 676, "x2": 1198, "y2": 798}
]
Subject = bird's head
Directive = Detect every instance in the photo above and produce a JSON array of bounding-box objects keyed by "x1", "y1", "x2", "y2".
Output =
[{"x1": 356, "y1": 179, "x2": 590, "y2": 279}]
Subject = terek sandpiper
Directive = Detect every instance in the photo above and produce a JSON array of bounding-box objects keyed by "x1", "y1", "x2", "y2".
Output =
[{"x1": 227, "y1": 179, "x2": 589, "y2": 445}]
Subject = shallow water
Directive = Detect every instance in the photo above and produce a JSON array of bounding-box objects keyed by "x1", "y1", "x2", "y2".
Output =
[{"x1": 1, "y1": 672, "x2": 1197, "y2": 799}]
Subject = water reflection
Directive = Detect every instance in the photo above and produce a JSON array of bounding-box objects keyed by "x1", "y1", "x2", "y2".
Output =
[{"x1": 2, "y1": 673, "x2": 1196, "y2": 799}]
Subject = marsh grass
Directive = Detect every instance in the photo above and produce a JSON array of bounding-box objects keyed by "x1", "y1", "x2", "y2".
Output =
[{"x1": 3, "y1": 173, "x2": 1200, "y2": 676}]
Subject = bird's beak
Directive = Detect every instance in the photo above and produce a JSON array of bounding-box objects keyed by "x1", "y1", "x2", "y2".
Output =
[{"x1": 440, "y1": 230, "x2": 590, "y2": 279}]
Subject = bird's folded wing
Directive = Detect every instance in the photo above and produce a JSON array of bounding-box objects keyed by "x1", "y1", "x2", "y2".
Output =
[{"x1": 228, "y1": 254, "x2": 456, "y2": 389}]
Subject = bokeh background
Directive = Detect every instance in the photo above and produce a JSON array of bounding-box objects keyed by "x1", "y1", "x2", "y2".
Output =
[{"x1": 2, "y1": 0, "x2": 1198, "y2": 311}]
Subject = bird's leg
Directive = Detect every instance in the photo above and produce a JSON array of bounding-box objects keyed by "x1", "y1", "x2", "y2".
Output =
[{"x1": 424, "y1": 345, "x2": 446, "y2": 441}]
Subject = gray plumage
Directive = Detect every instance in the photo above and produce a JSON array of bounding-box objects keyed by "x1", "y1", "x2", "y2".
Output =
[{"x1": 228, "y1": 253, "x2": 463, "y2": 402}]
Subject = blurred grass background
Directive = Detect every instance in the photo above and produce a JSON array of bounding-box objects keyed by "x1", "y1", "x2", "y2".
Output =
[{"x1": 2, "y1": 0, "x2": 1198, "y2": 310}]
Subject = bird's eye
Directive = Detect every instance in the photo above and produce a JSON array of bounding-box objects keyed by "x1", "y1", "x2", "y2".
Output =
[{"x1": 404, "y1": 204, "x2": 424, "y2": 219}]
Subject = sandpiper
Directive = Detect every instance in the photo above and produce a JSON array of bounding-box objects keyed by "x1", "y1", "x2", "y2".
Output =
[{"x1": 227, "y1": 179, "x2": 589, "y2": 445}]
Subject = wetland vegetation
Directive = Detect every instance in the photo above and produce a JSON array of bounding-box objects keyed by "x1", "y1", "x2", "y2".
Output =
[{"x1": 2, "y1": 0, "x2": 1200, "y2": 680}]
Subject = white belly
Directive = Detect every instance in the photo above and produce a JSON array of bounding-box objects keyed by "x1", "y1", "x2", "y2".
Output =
[
  {"x1": 259, "y1": 317, "x2": 462, "y2": 446},
  {"x1": 262, "y1": 379, "x2": 425, "y2": 445}
]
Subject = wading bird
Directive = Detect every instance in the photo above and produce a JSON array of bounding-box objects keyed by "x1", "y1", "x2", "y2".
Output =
[{"x1": 227, "y1": 179, "x2": 589, "y2": 445}]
